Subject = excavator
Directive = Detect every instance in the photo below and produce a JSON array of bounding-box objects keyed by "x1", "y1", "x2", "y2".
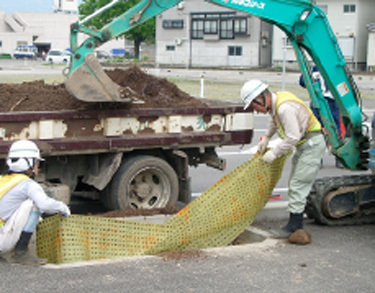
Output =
[{"x1": 65, "y1": 0, "x2": 375, "y2": 225}]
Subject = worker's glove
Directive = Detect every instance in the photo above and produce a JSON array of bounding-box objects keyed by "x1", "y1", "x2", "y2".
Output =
[
  {"x1": 262, "y1": 150, "x2": 277, "y2": 164},
  {"x1": 257, "y1": 136, "x2": 269, "y2": 154},
  {"x1": 62, "y1": 205, "x2": 71, "y2": 218}
]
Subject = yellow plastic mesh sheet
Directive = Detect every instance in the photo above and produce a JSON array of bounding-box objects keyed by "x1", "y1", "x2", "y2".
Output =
[{"x1": 37, "y1": 152, "x2": 290, "y2": 264}]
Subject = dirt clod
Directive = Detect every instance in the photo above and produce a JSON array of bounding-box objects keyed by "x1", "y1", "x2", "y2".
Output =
[
  {"x1": 0, "y1": 66, "x2": 207, "y2": 112},
  {"x1": 288, "y1": 229, "x2": 312, "y2": 245}
]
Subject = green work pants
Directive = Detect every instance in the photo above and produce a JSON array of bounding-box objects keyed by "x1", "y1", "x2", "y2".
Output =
[{"x1": 288, "y1": 134, "x2": 326, "y2": 214}]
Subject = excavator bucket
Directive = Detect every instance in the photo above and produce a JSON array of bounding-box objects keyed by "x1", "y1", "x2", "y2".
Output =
[{"x1": 65, "y1": 54, "x2": 141, "y2": 103}]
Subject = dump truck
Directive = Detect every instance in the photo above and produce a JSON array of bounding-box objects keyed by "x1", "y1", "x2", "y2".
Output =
[{"x1": 0, "y1": 84, "x2": 253, "y2": 210}]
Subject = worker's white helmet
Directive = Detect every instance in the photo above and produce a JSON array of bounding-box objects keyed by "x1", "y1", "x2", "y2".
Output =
[
  {"x1": 6, "y1": 140, "x2": 43, "y2": 172},
  {"x1": 241, "y1": 80, "x2": 268, "y2": 110}
]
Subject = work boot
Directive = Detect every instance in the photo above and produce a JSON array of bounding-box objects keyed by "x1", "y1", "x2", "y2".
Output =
[
  {"x1": 10, "y1": 231, "x2": 47, "y2": 266},
  {"x1": 272, "y1": 213, "x2": 304, "y2": 239}
]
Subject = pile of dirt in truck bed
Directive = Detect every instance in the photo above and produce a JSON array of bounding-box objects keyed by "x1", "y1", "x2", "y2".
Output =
[
  {"x1": 0, "y1": 66, "x2": 207, "y2": 112},
  {"x1": 94, "y1": 205, "x2": 181, "y2": 218}
]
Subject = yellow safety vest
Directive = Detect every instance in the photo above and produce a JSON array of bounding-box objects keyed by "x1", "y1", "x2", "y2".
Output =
[
  {"x1": 274, "y1": 92, "x2": 321, "y2": 145},
  {"x1": 0, "y1": 174, "x2": 29, "y2": 201},
  {"x1": 0, "y1": 174, "x2": 29, "y2": 227}
]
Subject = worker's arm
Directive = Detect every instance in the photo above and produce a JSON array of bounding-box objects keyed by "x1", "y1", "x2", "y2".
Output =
[
  {"x1": 27, "y1": 181, "x2": 70, "y2": 217},
  {"x1": 271, "y1": 103, "x2": 309, "y2": 157}
]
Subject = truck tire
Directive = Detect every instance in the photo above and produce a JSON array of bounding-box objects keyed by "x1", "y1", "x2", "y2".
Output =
[{"x1": 102, "y1": 155, "x2": 179, "y2": 210}]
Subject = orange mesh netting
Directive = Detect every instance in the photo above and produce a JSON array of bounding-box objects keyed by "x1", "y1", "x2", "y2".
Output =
[{"x1": 37, "y1": 152, "x2": 290, "y2": 264}]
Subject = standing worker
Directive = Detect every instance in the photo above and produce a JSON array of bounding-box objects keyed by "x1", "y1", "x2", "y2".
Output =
[
  {"x1": 0, "y1": 140, "x2": 70, "y2": 265},
  {"x1": 299, "y1": 66, "x2": 342, "y2": 138},
  {"x1": 241, "y1": 80, "x2": 325, "y2": 239}
]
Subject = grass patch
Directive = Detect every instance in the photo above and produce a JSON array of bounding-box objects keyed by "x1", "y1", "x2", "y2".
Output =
[
  {"x1": 0, "y1": 71, "x2": 372, "y2": 102},
  {"x1": 168, "y1": 77, "x2": 311, "y2": 102},
  {"x1": 0, "y1": 74, "x2": 65, "y2": 84}
]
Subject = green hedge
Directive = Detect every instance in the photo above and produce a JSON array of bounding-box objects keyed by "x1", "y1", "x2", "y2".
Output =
[{"x1": 0, "y1": 53, "x2": 12, "y2": 59}]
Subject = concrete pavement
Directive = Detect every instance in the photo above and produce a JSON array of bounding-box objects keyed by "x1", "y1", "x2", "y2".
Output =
[{"x1": 0, "y1": 219, "x2": 374, "y2": 293}]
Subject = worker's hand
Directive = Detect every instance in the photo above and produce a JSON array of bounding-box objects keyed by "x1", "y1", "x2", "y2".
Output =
[
  {"x1": 257, "y1": 136, "x2": 269, "y2": 154},
  {"x1": 62, "y1": 205, "x2": 71, "y2": 218},
  {"x1": 262, "y1": 150, "x2": 276, "y2": 164}
]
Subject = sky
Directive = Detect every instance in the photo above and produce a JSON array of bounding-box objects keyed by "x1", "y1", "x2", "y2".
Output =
[{"x1": 0, "y1": 0, "x2": 83, "y2": 14}]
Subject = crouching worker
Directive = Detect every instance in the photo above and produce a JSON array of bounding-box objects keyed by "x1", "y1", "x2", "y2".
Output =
[{"x1": 0, "y1": 140, "x2": 70, "y2": 265}]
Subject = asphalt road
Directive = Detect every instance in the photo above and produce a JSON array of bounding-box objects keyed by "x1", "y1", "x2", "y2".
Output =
[
  {"x1": 1, "y1": 222, "x2": 374, "y2": 293},
  {"x1": 0, "y1": 60, "x2": 374, "y2": 292}
]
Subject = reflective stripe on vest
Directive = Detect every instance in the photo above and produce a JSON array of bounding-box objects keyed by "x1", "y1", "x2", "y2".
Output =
[
  {"x1": 0, "y1": 174, "x2": 29, "y2": 200},
  {"x1": 275, "y1": 92, "x2": 321, "y2": 145}
]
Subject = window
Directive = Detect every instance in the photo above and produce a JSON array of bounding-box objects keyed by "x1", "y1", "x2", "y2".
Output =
[
  {"x1": 166, "y1": 45, "x2": 175, "y2": 51},
  {"x1": 191, "y1": 12, "x2": 245, "y2": 40},
  {"x1": 204, "y1": 19, "x2": 218, "y2": 34},
  {"x1": 343, "y1": 4, "x2": 355, "y2": 13},
  {"x1": 234, "y1": 18, "x2": 247, "y2": 34},
  {"x1": 319, "y1": 5, "x2": 328, "y2": 14},
  {"x1": 192, "y1": 19, "x2": 204, "y2": 39},
  {"x1": 162, "y1": 19, "x2": 184, "y2": 29},
  {"x1": 220, "y1": 19, "x2": 234, "y2": 39},
  {"x1": 228, "y1": 46, "x2": 242, "y2": 56}
]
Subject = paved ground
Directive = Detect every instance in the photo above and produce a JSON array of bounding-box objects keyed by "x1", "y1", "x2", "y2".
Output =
[{"x1": 0, "y1": 220, "x2": 374, "y2": 293}]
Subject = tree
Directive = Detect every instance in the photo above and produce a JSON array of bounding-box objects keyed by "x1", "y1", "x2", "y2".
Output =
[{"x1": 79, "y1": 0, "x2": 155, "y2": 59}]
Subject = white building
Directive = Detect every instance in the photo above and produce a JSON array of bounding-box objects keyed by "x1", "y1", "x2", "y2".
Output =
[
  {"x1": 272, "y1": 0, "x2": 375, "y2": 71},
  {"x1": 0, "y1": 5, "x2": 124, "y2": 57},
  {"x1": 155, "y1": 0, "x2": 273, "y2": 68},
  {"x1": 366, "y1": 23, "x2": 375, "y2": 71},
  {"x1": 54, "y1": 0, "x2": 79, "y2": 13}
]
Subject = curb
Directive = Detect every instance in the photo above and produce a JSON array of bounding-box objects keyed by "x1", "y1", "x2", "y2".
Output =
[{"x1": 254, "y1": 201, "x2": 289, "y2": 223}]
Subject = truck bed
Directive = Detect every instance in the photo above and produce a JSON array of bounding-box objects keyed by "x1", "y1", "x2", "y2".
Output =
[{"x1": 0, "y1": 102, "x2": 253, "y2": 157}]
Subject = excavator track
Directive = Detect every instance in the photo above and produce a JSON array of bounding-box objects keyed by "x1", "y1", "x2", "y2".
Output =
[{"x1": 306, "y1": 174, "x2": 375, "y2": 225}]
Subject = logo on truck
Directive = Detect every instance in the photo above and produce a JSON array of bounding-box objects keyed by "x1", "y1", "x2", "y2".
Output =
[{"x1": 222, "y1": 0, "x2": 266, "y2": 9}]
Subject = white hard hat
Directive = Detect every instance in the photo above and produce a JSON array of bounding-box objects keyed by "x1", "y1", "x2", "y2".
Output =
[
  {"x1": 6, "y1": 140, "x2": 43, "y2": 172},
  {"x1": 241, "y1": 79, "x2": 268, "y2": 110}
]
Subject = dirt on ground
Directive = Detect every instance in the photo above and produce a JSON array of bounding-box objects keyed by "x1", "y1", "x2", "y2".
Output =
[
  {"x1": 0, "y1": 65, "x2": 207, "y2": 112},
  {"x1": 94, "y1": 205, "x2": 181, "y2": 218},
  {"x1": 157, "y1": 249, "x2": 207, "y2": 261}
]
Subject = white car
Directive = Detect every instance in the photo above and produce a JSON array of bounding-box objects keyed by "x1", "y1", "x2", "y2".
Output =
[{"x1": 46, "y1": 49, "x2": 71, "y2": 64}]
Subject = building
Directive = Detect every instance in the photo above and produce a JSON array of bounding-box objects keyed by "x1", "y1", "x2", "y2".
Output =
[
  {"x1": 155, "y1": 0, "x2": 273, "y2": 68},
  {"x1": 0, "y1": 0, "x2": 124, "y2": 57},
  {"x1": 53, "y1": 0, "x2": 79, "y2": 13},
  {"x1": 272, "y1": 0, "x2": 375, "y2": 71},
  {"x1": 367, "y1": 23, "x2": 375, "y2": 71}
]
